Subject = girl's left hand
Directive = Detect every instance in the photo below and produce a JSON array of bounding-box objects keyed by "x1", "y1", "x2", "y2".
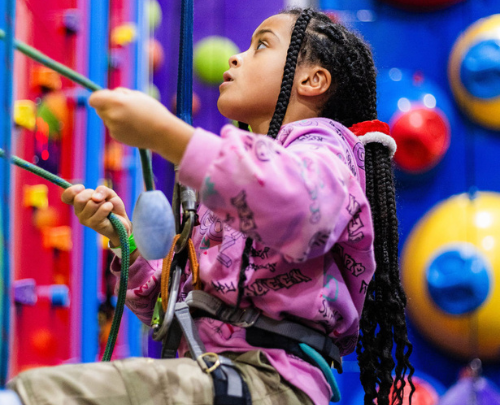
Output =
[{"x1": 89, "y1": 88, "x2": 195, "y2": 165}]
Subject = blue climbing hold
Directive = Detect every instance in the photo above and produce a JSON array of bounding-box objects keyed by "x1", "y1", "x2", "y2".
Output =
[
  {"x1": 460, "y1": 39, "x2": 500, "y2": 100},
  {"x1": 426, "y1": 244, "x2": 491, "y2": 315},
  {"x1": 132, "y1": 190, "x2": 176, "y2": 260}
]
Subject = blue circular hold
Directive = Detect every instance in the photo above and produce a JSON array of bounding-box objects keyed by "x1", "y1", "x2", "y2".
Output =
[
  {"x1": 49, "y1": 284, "x2": 70, "y2": 307},
  {"x1": 426, "y1": 245, "x2": 491, "y2": 315},
  {"x1": 460, "y1": 39, "x2": 500, "y2": 99}
]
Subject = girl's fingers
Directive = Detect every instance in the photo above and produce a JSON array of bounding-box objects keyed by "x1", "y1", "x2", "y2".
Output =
[
  {"x1": 92, "y1": 186, "x2": 128, "y2": 218},
  {"x1": 92, "y1": 185, "x2": 118, "y2": 203},
  {"x1": 61, "y1": 184, "x2": 85, "y2": 205},
  {"x1": 78, "y1": 199, "x2": 104, "y2": 225},
  {"x1": 88, "y1": 89, "x2": 115, "y2": 109},
  {"x1": 73, "y1": 189, "x2": 96, "y2": 216},
  {"x1": 87, "y1": 201, "x2": 114, "y2": 228},
  {"x1": 107, "y1": 195, "x2": 128, "y2": 218}
]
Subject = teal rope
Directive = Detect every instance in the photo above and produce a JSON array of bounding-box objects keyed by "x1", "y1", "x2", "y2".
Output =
[
  {"x1": 0, "y1": 29, "x2": 101, "y2": 92},
  {"x1": 139, "y1": 149, "x2": 155, "y2": 191},
  {"x1": 0, "y1": 148, "x2": 128, "y2": 361}
]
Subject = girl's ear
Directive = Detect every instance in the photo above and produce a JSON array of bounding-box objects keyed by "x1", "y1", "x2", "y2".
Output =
[{"x1": 296, "y1": 66, "x2": 332, "y2": 97}]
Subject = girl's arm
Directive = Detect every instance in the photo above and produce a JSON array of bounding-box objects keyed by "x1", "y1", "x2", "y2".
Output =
[{"x1": 88, "y1": 89, "x2": 369, "y2": 262}]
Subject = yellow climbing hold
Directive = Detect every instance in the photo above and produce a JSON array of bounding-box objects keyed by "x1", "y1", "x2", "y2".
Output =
[
  {"x1": 111, "y1": 23, "x2": 137, "y2": 46},
  {"x1": 14, "y1": 100, "x2": 36, "y2": 130},
  {"x1": 23, "y1": 184, "x2": 48, "y2": 209}
]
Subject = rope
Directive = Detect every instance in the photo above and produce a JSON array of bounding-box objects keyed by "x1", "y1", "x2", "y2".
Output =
[
  {"x1": 176, "y1": 0, "x2": 193, "y2": 126},
  {"x1": 0, "y1": 148, "x2": 129, "y2": 362}
]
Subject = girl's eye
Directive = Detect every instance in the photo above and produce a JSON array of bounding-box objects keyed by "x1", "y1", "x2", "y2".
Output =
[{"x1": 256, "y1": 41, "x2": 267, "y2": 50}]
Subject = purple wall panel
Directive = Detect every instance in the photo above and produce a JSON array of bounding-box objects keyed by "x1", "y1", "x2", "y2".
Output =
[{"x1": 153, "y1": 0, "x2": 284, "y2": 198}]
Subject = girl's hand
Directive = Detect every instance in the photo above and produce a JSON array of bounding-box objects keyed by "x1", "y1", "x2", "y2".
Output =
[
  {"x1": 89, "y1": 88, "x2": 169, "y2": 151},
  {"x1": 88, "y1": 88, "x2": 195, "y2": 165},
  {"x1": 61, "y1": 184, "x2": 132, "y2": 247}
]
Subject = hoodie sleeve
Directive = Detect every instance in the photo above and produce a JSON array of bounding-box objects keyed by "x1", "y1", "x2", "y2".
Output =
[
  {"x1": 110, "y1": 256, "x2": 163, "y2": 325},
  {"x1": 178, "y1": 122, "x2": 370, "y2": 263}
]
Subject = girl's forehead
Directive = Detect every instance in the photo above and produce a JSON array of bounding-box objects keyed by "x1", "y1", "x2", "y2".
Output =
[{"x1": 252, "y1": 14, "x2": 296, "y2": 40}]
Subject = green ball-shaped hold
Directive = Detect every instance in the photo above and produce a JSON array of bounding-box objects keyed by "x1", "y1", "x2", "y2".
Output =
[
  {"x1": 146, "y1": 0, "x2": 162, "y2": 31},
  {"x1": 194, "y1": 36, "x2": 239, "y2": 85}
]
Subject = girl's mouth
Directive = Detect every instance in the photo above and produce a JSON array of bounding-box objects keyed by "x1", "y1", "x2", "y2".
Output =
[
  {"x1": 220, "y1": 72, "x2": 234, "y2": 90},
  {"x1": 222, "y1": 71, "x2": 234, "y2": 82}
]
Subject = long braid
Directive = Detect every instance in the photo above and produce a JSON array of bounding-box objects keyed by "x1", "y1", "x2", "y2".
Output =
[
  {"x1": 233, "y1": 11, "x2": 314, "y2": 312},
  {"x1": 356, "y1": 145, "x2": 380, "y2": 403},
  {"x1": 278, "y1": 8, "x2": 414, "y2": 404},
  {"x1": 267, "y1": 9, "x2": 313, "y2": 139}
]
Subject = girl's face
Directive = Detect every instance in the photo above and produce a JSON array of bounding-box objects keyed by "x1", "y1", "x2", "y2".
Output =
[{"x1": 217, "y1": 14, "x2": 295, "y2": 127}]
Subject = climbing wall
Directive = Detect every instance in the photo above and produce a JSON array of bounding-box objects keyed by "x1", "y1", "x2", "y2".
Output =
[
  {"x1": 10, "y1": 0, "x2": 146, "y2": 375},
  {"x1": 12, "y1": 0, "x2": 80, "y2": 373}
]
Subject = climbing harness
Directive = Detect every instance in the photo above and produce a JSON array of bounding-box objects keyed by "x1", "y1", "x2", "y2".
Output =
[{"x1": 149, "y1": 3, "x2": 345, "y2": 402}]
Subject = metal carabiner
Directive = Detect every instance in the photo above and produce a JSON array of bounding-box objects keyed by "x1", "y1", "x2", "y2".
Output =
[
  {"x1": 174, "y1": 211, "x2": 195, "y2": 253},
  {"x1": 152, "y1": 264, "x2": 183, "y2": 341}
]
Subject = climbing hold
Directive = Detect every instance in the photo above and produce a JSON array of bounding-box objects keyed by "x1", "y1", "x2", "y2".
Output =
[
  {"x1": 31, "y1": 66, "x2": 62, "y2": 91},
  {"x1": 194, "y1": 36, "x2": 239, "y2": 85},
  {"x1": 132, "y1": 190, "x2": 176, "y2": 260},
  {"x1": 111, "y1": 23, "x2": 137, "y2": 47},
  {"x1": 14, "y1": 100, "x2": 36, "y2": 130},
  {"x1": 41, "y1": 226, "x2": 72, "y2": 251},
  {"x1": 23, "y1": 184, "x2": 49, "y2": 209}
]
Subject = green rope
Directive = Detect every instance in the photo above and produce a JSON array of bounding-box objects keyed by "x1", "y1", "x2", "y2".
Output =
[
  {"x1": 139, "y1": 149, "x2": 155, "y2": 191},
  {"x1": 0, "y1": 148, "x2": 128, "y2": 361},
  {"x1": 0, "y1": 30, "x2": 101, "y2": 92}
]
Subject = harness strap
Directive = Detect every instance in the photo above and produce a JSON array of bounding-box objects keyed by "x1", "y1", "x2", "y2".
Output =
[
  {"x1": 185, "y1": 290, "x2": 343, "y2": 373},
  {"x1": 172, "y1": 302, "x2": 251, "y2": 405}
]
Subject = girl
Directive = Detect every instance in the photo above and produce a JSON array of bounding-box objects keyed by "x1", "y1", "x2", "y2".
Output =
[{"x1": 7, "y1": 8, "x2": 414, "y2": 405}]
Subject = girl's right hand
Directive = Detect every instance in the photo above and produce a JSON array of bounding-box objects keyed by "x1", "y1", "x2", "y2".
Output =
[{"x1": 61, "y1": 184, "x2": 132, "y2": 247}]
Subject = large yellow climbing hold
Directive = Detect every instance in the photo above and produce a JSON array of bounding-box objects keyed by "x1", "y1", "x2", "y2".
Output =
[
  {"x1": 111, "y1": 23, "x2": 137, "y2": 46},
  {"x1": 23, "y1": 184, "x2": 48, "y2": 209},
  {"x1": 14, "y1": 100, "x2": 36, "y2": 130}
]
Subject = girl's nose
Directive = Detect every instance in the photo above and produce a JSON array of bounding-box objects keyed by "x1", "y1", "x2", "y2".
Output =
[{"x1": 229, "y1": 53, "x2": 242, "y2": 67}]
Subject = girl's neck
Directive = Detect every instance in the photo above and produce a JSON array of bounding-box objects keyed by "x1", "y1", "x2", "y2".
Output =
[{"x1": 247, "y1": 96, "x2": 322, "y2": 135}]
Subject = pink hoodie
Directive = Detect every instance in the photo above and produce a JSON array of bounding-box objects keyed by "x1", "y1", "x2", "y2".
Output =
[{"x1": 111, "y1": 118, "x2": 376, "y2": 405}]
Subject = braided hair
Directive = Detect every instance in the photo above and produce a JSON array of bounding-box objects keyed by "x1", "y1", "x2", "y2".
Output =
[{"x1": 236, "y1": 8, "x2": 414, "y2": 405}]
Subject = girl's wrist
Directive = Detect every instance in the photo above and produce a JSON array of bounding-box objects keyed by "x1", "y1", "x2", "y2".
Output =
[
  {"x1": 109, "y1": 237, "x2": 121, "y2": 248},
  {"x1": 156, "y1": 114, "x2": 195, "y2": 165}
]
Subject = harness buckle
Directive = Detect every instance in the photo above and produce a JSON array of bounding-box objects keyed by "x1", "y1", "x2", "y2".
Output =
[
  {"x1": 230, "y1": 308, "x2": 260, "y2": 328},
  {"x1": 197, "y1": 352, "x2": 221, "y2": 374}
]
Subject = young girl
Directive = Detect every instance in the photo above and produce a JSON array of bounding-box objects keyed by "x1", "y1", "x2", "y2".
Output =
[{"x1": 7, "y1": 8, "x2": 414, "y2": 405}]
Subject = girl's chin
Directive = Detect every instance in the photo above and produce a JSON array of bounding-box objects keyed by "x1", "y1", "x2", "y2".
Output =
[{"x1": 217, "y1": 103, "x2": 245, "y2": 123}]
